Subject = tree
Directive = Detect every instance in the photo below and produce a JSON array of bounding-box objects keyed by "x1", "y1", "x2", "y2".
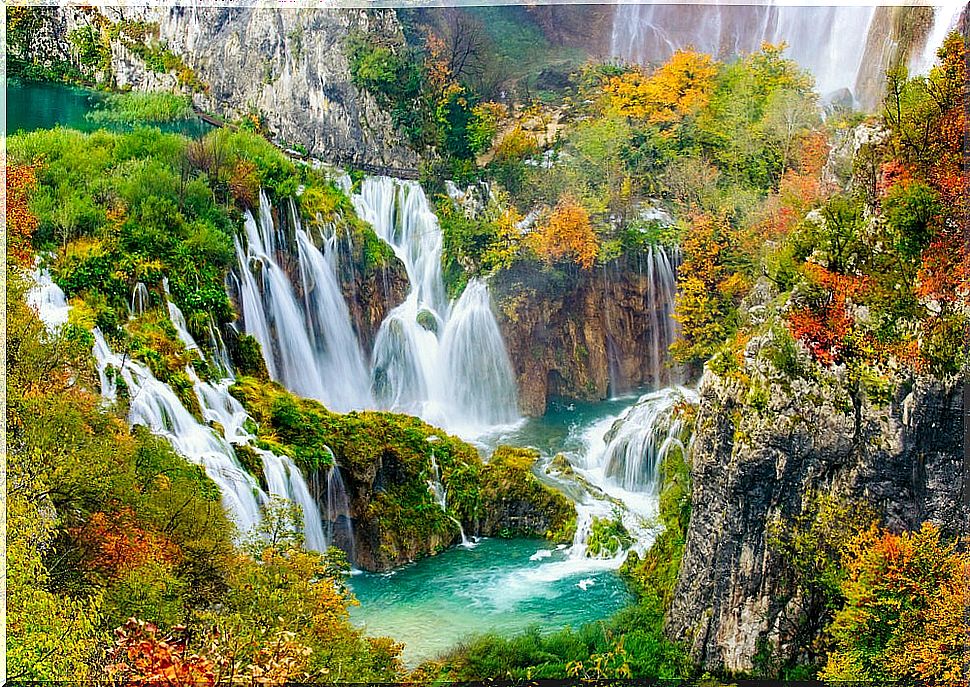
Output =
[
  {"x1": 606, "y1": 50, "x2": 718, "y2": 133},
  {"x1": 7, "y1": 163, "x2": 41, "y2": 265},
  {"x1": 821, "y1": 523, "x2": 970, "y2": 683},
  {"x1": 671, "y1": 214, "x2": 748, "y2": 364},
  {"x1": 529, "y1": 194, "x2": 599, "y2": 269}
]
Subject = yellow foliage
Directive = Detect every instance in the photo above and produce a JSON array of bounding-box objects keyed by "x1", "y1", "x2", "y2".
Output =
[
  {"x1": 529, "y1": 195, "x2": 598, "y2": 270},
  {"x1": 605, "y1": 50, "x2": 718, "y2": 130}
]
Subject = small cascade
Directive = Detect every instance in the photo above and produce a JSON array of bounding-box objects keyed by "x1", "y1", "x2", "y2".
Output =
[
  {"x1": 130, "y1": 282, "x2": 150, "y2": 317},
  {"x1": 260, "y1": 450, "x2": 328, "y2": 551},
  {"x1": 601, "y1": 386, "x2": 697, "y2": 492},
  {"x1": 643, "y1": 244, "x2": 681, "y2": 387},
  {"x1": 427, "y1": 450, "x2": 448, "y2": 511},
  {"x1": 426, "y1": 448, "x2": 475, "y2": 548},
  {"x1": 26, "y1": 268, "x2": 71, "y2": 329}
]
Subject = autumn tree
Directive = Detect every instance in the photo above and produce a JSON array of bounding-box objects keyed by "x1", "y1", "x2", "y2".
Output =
[
  {"x1": 7, "y1": 163, "x2": 41, "y2": 266},
  {"x1": 529, "y1": 194, "x2": 599, "y2": 269},
  {"x1": 821, "y1": 523, "x2": 970, "y2": 683},
  {"x1": 605, "y1": 50, "x2": 718, "y2": 133},
  {"x1": 671, "y1": 213, "x2": 748, "y2": 364}
]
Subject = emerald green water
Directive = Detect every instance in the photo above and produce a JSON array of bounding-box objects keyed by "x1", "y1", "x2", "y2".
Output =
[
  {"x1": 350, "y1": 538, "x2": 632, "y2": 666},
  {"x1": 351, "y1": 395, "x2": 645, "y2": 666},
  {"x1": 7, "y1": 80, "x2": 209, "y2": 137}
]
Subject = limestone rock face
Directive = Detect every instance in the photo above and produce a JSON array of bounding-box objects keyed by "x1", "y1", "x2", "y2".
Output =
[
  {"x1": 153, "y1": 7, "x2": 418, "y2": 167},
  {"x1": 666, "y1": 324, "x2": 967, "y2": 673},
  {"x1": 24, "y1": 6, "x2": 417, "y2": 168},
  {"x1": 492, "y1": 255, "x2": 681, "y2": 416}
]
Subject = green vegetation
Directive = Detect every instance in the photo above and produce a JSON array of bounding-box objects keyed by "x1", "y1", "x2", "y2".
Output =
[
  {"x1": 8, "y1": 7, "x2": 204, "y2": 90},
  {"x1": 87, "y1": 91, "x2": 193, "y2": 124},
  {"x1": 229, "y1": 379, "x2": 575, "y2": 563},
  {"x1": 8, "y1": 268, "x2": 402, "y2": 682},
  {"x1": 480, "y1": 446, "x2": 576, "y2": 541}
]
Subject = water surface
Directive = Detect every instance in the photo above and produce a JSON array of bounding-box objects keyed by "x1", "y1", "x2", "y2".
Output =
[
  {"x1": 350, "y1": 537, "x2": 632, "y2": 666},
  {"x1": 7, "y1": 79, "x2": 210, "y2": 137}
]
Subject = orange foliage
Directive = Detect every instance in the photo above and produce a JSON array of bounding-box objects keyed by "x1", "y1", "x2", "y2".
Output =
[
  {"x1": 916, "y1": 230, "x2": 970, "y2": 305},
  {"x1": 605, "y1": 50, "x2": 717, "y2": 130},
  {"x1": 424, "y1": 32, "x2": 452, "y2": 90},
  {"x1": 72, "y1": 508, "x2": 181, "y2": 579},
  {"x1": 108, "y1": 618, "x2": 214, "y2": 686},
  {"x1": 824, "y1": 523, "x2": 970, "y2": 683},
  {"x1": 786, "y1": 264, "x2": 869, "y2": 366},
  {"x1": 529, "y1": 195, "x2": 598, "y2": 269},
  {"x1": 7, "y1": 163, "x2": 41, "y2": 266}
]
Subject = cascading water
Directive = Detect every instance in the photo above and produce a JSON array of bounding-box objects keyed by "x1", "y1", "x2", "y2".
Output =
[
  {"x1": 235, "y1": 177, "x2": 520, "y2": 439},
  {"x1": 610, "y1": 4, "x2": 878, "y2": 101},
  {"x1": 909, "y1": 2, "x2": 966, "y2": 76},
  {"x1": 601, "y1": 386, "x2": 697, "y2": 492},
  {"x1": 27, "y1": 269, "x2": 347, "y2": 553},
  {"x1": 425, "y1": 444, "x2": 475, "y2": 547},
  {"x1": 91, "y1": 327, "x2": 267, "y2": 534}
]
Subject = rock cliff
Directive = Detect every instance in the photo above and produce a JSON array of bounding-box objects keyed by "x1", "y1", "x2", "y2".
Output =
[
  {"x1": 491, "y1": 254, "x2": 681, "y2": 416},
  {"x1": 665, "y1": 283, "x2": 968, "y2": 674},
  {"x1": 19, "y1": 6, "x2": 417, "y2": 168}
]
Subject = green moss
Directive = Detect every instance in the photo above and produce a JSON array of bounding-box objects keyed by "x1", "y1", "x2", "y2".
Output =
[
  {"x1": 231, "y1": 333, "x2": 269, "y2": 381},
  {"x1": 480, "y1": 445, "x2": 575, "y2": 541},
  {"x1": 586, "y1": 513, "x2": 633, "y2": 557}
]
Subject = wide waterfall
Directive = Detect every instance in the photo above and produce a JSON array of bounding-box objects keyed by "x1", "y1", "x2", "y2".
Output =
[
  {"x1": 611, "y1": 4, "x2": 876, "y2": 98},
  {"x1": 234, "y1": 177, "x2": 520, "y2": 439},
  {"x1": 611, "y1": 4, "x2": 966, "y2": 107}
]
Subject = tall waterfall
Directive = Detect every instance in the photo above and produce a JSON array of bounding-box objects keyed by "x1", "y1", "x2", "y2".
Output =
[
  {"x1": 355, "y1": 177, "x2": 519, "y2": 437},
  {"x1": 610, "y1": 4, "x2": 877, "y2": 101},
  {"x1": 909, "y1": 2, "x2": 966, "y2": 76},
  {"x1": 234, "y1": 177, "x2": 520, "y2": 439},
  {"x1": 232, "y1": 192, "x2": 372, "y2": 412}
]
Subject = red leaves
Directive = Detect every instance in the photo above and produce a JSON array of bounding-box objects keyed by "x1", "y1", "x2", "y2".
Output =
[
  {"x1": 7, "y1": 163, "x2": 41, "y2": 266},
  {"x1": 71, "y1": 508, "x2": 180, "y2": 579},
  {"x1": 108, "y1": 618, "x2": 214, "y2": 686},
  {"x1": 786, "y1": 264, "x2": 869, "y2": 366}
]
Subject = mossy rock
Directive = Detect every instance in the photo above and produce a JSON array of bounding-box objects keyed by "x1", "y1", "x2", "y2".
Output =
[
  {"x1": 479, "y1": 445, "x2": 575, "y2": 542},
  {"x1": 416, "y1": 309, "x2": 439, "y2": 333}
]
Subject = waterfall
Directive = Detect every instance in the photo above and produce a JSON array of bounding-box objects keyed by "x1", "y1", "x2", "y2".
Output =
[
  {"x1": 601, "y1": 386, "x2": 697, "y2": 492},
  {"x1": 426, "y1": 447, "x2": 475, "y2": 548},
  {"x1": 323, "y1": 462, "x2": 356, "y2": 561},
  {"x1": 27, "y1": 269, "x2": 342, "y2": 551},
  {"x1": 130, "y1": 282, "x2": 150, "y2": 317},
  {"x1": 92, "y1": 327, "x2": 267, "y2": 535},
  {"x1": 26, "y1": 268, "x2": 71, "y2": 329},
  {"x1": 235, "y1": 177, "x2": 520, "y2": 439},
  {"x1": 610, "y1": 3, "x2": 879, "y2": 102},
  {"x1": 644, "y1": 245, "x2": 681, "y2": 388},
  {"x1": 909, "y1": 2, "x2": 965, "y2": 76},
  {"x1": 356, "y1": 177, "x2": 519, "y2": 437}
]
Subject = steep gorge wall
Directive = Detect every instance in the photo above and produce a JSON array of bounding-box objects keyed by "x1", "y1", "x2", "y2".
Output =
[
  {"x1": 665, "y1": 285, "x2": 968, "y2": 674},
  {"x1": 23, "y1": 6, "x2": 417, "y2": 168},
  {"x1": 491, "y1": 255, "x2": 680, "y2": 416}
]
